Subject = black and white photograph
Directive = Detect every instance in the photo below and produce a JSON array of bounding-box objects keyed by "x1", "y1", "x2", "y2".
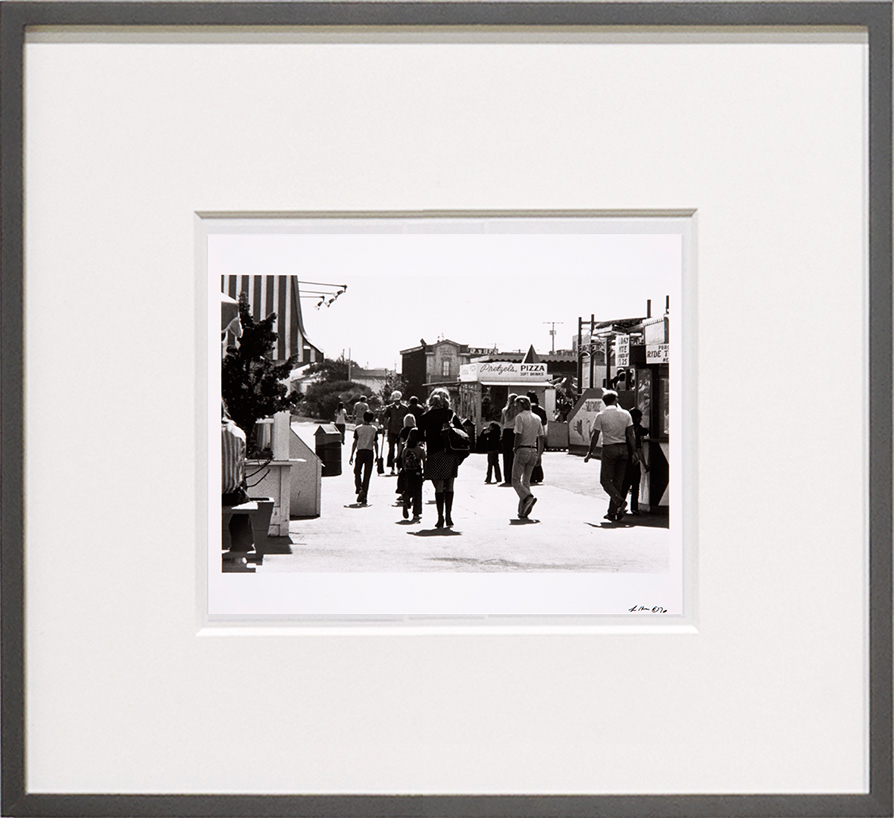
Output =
[
  {"x1": 209, "y1": 215, "x2": 685, "y2": 617},
  {"x1": 5, "y1": 3, "x2": 887, "y2": 812}
]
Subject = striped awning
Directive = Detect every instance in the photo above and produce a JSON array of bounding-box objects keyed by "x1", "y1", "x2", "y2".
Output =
[{"x1": 221, "y1": 275, "x2": 323, "y2": 364}]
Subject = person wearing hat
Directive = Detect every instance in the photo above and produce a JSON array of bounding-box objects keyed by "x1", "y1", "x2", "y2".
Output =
[
  {"x1": 382, "y1": 390, "x2": 408, "y2": 475},
  {"x1": 527, "y1": 391, "x2": 548, "y2": 484}
]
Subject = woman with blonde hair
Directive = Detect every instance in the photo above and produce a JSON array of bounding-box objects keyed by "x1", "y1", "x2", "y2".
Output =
[
  {"x1": 419, "y1": 387, "x2": 466, "y2": 528},
  {"x1": 500, "y1": 392, "x2": 520, "y2": 487}
]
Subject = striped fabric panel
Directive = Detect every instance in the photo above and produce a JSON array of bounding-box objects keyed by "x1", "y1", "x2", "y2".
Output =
[
  {"x1": 221, "y1": 421, "x2": 246, "y2": 494},
  {"x1": 220, "y1": 275, "x2": 323, "y2": 364}
]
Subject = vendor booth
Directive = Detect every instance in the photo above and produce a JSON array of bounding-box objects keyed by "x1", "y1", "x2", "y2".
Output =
[
  {"x1": 568, "y1": 316, "x2": 669, "y2": 513},
  {"x1": 456, "y1": 362, "x2": 556, "y2": 440}
]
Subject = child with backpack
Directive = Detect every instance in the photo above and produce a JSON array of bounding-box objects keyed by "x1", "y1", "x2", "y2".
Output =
[{"x1": 400, "y1": 427, "x2": 426, "y2": 522}]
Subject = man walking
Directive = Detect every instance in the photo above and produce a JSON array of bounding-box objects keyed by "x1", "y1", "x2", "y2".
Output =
[
  {"x1": 527, "y1": 391, "x2": 548, "y2": 484},
  {"x1": 584, "y1": 390, "x2": 635, "y2": 522},
  {"x1": 512, "y1": 395, "x2": 546, "y2": 519},
  {"x1": 382, "y1": 390, "x2": 408, "y2": 475},
  {"x1": 407, "y1": 395, "x2": 425, "y2": 425},
  {"x1": 352, "y1": 395, "x2": 369, "y2": 426},
  {"x1": 348, "y1": 411, "x2": 379, "y2": 506}
]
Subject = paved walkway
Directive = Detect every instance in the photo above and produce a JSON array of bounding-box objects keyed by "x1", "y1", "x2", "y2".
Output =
[{"x1": 255, "y1": 422, "x2": 669, "y2": 574}]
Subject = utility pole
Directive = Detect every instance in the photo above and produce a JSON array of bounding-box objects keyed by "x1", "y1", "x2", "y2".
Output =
[
  {"x1": 543, "y1": 321, "x2": 564, "y2": 354},
  {"x1": 589, "y1": 314, "x2": 595, "y2": 391},
  {"x1": 577, "y1": 317, "x2": 583, "y2": 395}
]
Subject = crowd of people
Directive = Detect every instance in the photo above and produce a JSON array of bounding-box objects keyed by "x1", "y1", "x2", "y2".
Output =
[
  {"x1": 342, "y1": 387, "x2": 649, "y2": 526},
  {"x1": 348, "y1": 387, "x2": 467, "y2": 527}
]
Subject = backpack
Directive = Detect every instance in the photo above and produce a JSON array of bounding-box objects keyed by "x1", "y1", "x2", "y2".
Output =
[
  {"x1": 441, "y1": 414, "x2": 471, "y2": 459},
  {"x1": 403, "y1": 447, "x2": 421, "y2": 472}
]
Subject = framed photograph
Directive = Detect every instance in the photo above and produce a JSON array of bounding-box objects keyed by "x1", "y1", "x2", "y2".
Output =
[
  {"x1": 206, "y1": 212, "x2": 688, "y2": 620},
  {"x1": 2, "y1": 2, "x2": 890, "y2": 816}
]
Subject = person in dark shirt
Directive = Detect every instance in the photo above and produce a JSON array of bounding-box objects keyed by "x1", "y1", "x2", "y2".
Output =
[
  {"x1": 483, "y1": 421, "x2": 503, "y2": 484},
  {"x1": 399, "y1": 428, "x2": 426, "y2": 522},
  {"x1": 382, "y1": 390, "x2": 408, "y2": 475},
  {"x1": 621, "y1": 408, "x2": 650, "y2": 514},
  {"x1": 419, "y1": 387, "x2": 466, "y2": 528},
  {"x1": 527, "y1": 392, "x2": 549, "y2": 484},
  {"x1": 407, "y1": 396, "x2": 425, "y2": 425}
]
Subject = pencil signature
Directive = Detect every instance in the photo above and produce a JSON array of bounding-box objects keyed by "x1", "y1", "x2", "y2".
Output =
[{"x1": 628, "y1": 605, "x2": 667, "y2": 613}]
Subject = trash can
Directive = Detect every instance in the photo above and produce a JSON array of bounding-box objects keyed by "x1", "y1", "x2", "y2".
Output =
[{"x1": 315, "y1": 424, "x2": 343, "y2": 476}]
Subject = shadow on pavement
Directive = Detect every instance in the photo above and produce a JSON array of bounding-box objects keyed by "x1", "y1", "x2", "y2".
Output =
[
  {"x1": 584, "y1": 512, "x2": 669, "y2": 529},
  {"x1": 256, "y1": 536, "x2": 294, "y2": 555},
  {"x1": 410, "y1": 528, "x2": 462, "y2": 537}
]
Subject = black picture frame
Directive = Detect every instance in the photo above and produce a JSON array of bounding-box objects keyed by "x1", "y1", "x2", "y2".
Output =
[{"x1": 1, "y1": 3, "x2": 891, "y2": 816}]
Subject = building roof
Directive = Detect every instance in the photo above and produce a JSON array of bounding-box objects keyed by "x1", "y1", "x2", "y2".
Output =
[
  {"x1": 353, "y1": 367, "x2": 391, "y2": 379},
  {"x1": 222, "y1": 274, "x2": 323, "y2": 364},
  {"x1": 400, "y1": 338, "x2": 470, "y2": 355},
  {"x1": 588, "y1": 316, "x2": 648, "y2": 333}
]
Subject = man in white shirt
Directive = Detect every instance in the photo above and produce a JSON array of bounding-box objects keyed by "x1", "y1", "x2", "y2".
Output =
[
  {"x1": 512, "y1": 395, "x2": 546, "y2": 519},
  {"x1": 584, "y1": 390, "x2": 635, "y2": 522}
]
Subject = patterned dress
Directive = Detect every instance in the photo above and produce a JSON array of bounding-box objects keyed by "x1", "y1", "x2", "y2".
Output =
[{"x1": 419, "y1": 407, "x2": 464, "y2": 480}]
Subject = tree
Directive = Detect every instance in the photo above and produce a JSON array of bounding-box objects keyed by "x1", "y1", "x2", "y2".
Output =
[
  {"x1": 378, "y1": 372, "x2": 409, "y2": 405},
  {"x1": 300, "y1": 380, "x2": 365, "y2": 422},
  {"x1": 222, "y1": 292, "x2": 302, "y2": 455},
  {"x1": 305, "y1": 355, "x2": 358, "y2": 384},
  {"x1": 298, "y1": 355, "x2": 368, "y2": 420}
]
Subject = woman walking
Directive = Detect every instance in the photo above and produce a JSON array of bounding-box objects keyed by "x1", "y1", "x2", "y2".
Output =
[
  {"x1": 500, "y1": 393, "x2": 520, "y2": 487},
  {"x1": 333, "y1": 401, "x2": 347, "y2": 442},
  {"x1": 419, "y1": 387, "x2": 466, "y2": 528}
]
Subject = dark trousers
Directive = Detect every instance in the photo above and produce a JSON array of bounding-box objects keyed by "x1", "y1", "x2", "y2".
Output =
[
  {"x1": 404, "y1": 471, "x2": 423, "y2": 517},
  {"x1": 387, "y1": 431, "x2": 401, "y2": 469},
  {"x1": 622, "y1": 460, "x2": 642, "y2": 511},
  {"x1": 354, "y1": 449, "x2": 374, "y2": 502},
  {"x1": 600, "y1": 443, "x2": 629, "y2": 516},
  {"x1": 501, "y1": 429, "x2": 515, "y2": 483},
  {"x1": 486, "y1": 451, "x2": 502, "y2": 483}
]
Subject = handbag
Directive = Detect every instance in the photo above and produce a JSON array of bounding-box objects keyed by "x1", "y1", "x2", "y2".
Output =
[{"x1": 441, "y1": 413, "x2": 471, "y2": 459}]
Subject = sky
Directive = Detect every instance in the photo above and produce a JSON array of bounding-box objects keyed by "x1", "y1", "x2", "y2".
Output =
[{"x1": 209, "y1": 229, "x2": 681, "y2": 370}]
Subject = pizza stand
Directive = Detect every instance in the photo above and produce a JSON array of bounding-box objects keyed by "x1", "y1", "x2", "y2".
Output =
[{"x1": 456, "y1": 362, "x2": 556, "y2": 447}]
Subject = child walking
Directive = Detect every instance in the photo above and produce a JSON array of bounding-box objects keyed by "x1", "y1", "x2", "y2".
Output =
[
  {"x1": 399, "y1": 428, "x2": 425, "y2": 522},
  {"x1": 348, "y1": 411, "x2": 378, "y2": 506},
  {"x1": 483, "y1": 421, "x2": 503, "y2": 484},
  {"x1": 395, "y1": 413, "x2": 418, "y2": 500}
]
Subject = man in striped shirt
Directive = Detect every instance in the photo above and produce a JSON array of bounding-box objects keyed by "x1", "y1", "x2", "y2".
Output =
[
  {"x1": 222, "y1": 416, "x2": 248, "y2": 503},
  {"x1": 222, "y1": 411, "x2": 253, "y2": 552}
]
